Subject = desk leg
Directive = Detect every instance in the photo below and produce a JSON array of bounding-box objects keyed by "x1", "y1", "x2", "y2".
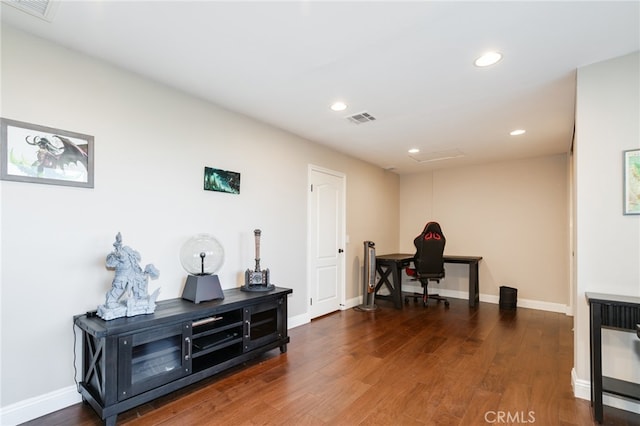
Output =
[
  {"x1": 374, "y1": 263, "x2": 402, "y2": 309},
  {"x1": 392, "y1": 263, "x2": 403, "y2": 309},
  {"x1": 375, "y1": 264, "x2": 392, "y2": 294},
  {"x1": 469, "y1": 261, "x2": 480, "y2": 307},
  {"x1": 591, "y1": 303, "x2": 604, "y2": 423}
]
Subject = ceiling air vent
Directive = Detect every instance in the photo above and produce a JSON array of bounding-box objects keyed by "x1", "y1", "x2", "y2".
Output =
[
  {"x1": 5, "y1": 0, "x2": 59, "y2": 22},
  {"x1": 409, "y1": 149, "x2": 465, "y2": 163},
  {"x1": 346, "y1": 112, "x2": 376, "y2": 125}
]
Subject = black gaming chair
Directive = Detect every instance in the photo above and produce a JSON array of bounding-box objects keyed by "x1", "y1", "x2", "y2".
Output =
[{"x1": 404, "y1": 222, "x2": 449, "y2": 307}]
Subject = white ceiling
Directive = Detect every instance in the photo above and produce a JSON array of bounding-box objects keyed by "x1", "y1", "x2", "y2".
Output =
[{"x1": 2, "y1": 1, "x2": 639, "y2": 174}]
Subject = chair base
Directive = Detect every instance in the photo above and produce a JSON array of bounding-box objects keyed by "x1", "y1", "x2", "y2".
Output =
[
  {"x1": 404, "y1": 277, "x2": 449, "y2": 308},
  {"x1": 404, "y1": 291, "x2": 450, "y2": 308}
]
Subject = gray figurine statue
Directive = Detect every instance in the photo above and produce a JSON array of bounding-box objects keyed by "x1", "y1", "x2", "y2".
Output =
[{"x1": 97, "y1": 232, "x2": 160, "y2": 320}]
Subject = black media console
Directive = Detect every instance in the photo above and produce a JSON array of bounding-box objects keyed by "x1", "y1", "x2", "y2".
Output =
[
  {"x1": 585, "y1": 292, "x2": 640, "y2": 424},
  {"x1": 74, "y1": 287, "x2": 292, "y2": 426}
]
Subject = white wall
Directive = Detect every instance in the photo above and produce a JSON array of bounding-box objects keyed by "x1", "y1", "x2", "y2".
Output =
[
  {"x1": 573, "y1": 52, "x2": 640, "y2": 410},
  {"x1": 0, "y1": 26, "x2": 399, "y2": 422},
  {"x1": 399, "y1": 154, "x2": 569, "y2": 310}
]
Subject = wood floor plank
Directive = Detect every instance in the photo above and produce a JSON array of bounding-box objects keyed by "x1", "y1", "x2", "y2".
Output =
[
  {"x1": 271, "y1": 392, "x2": 326, "y2": 426},
  {"x1": 459, "y1": 388, "x2": 503, "y2": 425},
  {"x1": 306, "y1": 375, "x2": 371, "y2": 423},
  {"x1": 21, "y1": 300, "x2": 640, "y2": 426}
]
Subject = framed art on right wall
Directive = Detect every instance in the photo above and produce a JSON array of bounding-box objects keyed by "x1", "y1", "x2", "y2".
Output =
[{"x1": 623, "y1": 149, "x2": 640, "y2": 215}]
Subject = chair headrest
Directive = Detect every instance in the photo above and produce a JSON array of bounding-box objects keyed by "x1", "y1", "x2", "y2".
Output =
[{"x1": 419, "y1": 221, "x2": 444, "y2": 241}]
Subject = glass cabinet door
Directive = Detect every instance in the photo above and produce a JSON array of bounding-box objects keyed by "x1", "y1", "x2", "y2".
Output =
[
  {"x1": 117, "y1": 323, "x2": 191, "y2": 401},
  {"x1": 243, "y1": 298, "x2": 284, "y2": 352}
]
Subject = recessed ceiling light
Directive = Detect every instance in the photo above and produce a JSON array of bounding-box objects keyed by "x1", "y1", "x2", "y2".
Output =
[
  {"x1": 474, "y1": 51, "x2": 502, "y2": 67},
  {"x1": 510, "y1": 129, "x2": 526, "y2": 136},
  {"x1": 408, "y1": 148, "x2": 420, "y2": 154},
  {"x1": 330, "y1": 102, "x2": 347, "y2": 112}
]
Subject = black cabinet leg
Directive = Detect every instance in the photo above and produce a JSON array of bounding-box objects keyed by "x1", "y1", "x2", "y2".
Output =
[{"x1": 105, "y1": 415, "x2": 117, "y2": 426}]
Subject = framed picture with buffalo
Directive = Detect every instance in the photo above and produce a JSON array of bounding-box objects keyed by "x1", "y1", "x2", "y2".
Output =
[{"x1": 0, "y1": 118, "x2": 94, "y2": 188}]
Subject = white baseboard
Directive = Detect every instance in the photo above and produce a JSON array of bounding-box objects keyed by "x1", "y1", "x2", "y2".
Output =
[
  {"x1": 343, "y1": 295, "x2": 362, "y2": 310},
  {"x1": 287, "y1": 296, "x2": 361, "y2": 330},
  {"x1": 288, "y1": 312, "x2": 310, "y2": 329},
  {"x1": 402, "y1": 284, "x2": 571, "y2": 315},
  {"x1": 479, "y1": 292, "x2": 573, "y2": 315},
  {"x1": 572, "y1": 368, "x2": 640, "y2": 415},
  {"x1": 0, "y1": 384, "x2": 82, "y2": 426}
]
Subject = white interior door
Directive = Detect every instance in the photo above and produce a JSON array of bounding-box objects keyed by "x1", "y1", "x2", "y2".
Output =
[{"x1": 308, "y1": 165, "x2": 345, "y2": 319}]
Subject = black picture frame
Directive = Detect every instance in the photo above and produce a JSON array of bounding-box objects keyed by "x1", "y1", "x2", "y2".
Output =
[
  {"x1": 204, "y1": 167, "x2": 240, "y2": 194},
  {"x1": 0, "y1": 118, "x2": 94, "y2": 188}
]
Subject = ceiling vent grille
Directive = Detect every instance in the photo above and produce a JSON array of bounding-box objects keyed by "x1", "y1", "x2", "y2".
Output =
[
  {"x1": 346, "y1": 112, "x2": 376, "y2": 125},
  {"x1": 5, "y1": 0, "x2": 58, "y2": 22},
  {"x1": 409, "y1": 149, "x2": 465, "y2": 163}
]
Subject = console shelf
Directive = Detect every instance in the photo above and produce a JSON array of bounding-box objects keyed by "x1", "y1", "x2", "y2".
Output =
[{"x1": 74, "y1": 287, "x2": 291, "y2": 426}]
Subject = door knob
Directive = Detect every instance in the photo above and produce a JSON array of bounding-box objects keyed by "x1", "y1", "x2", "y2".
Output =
[{"x1": 338, "y1": 249, "x2": 344, "y2": 253}]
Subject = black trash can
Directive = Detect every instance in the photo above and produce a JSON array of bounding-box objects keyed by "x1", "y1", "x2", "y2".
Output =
[{"x1": 499, "y1": 286, "x2": 517, "y2": 310}]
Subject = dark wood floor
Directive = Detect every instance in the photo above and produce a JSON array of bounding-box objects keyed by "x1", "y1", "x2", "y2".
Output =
[{"x1": 24, "y1": 298, "x2": 639, "y2": 425}]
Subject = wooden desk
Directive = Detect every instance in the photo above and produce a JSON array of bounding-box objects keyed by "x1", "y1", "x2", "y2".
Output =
[
  {"x1": 374, "y1": 253, "x2": 483, "y2": 309},
  {"x1": 585, "y1": 292, "x2": 640, "y2": 424}
]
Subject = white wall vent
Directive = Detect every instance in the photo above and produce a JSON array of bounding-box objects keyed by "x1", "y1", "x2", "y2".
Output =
[
  {"x1": 346, "y1": 112, "x2": 376, "y2": 125},
  {"x1": 5, "y1": 0, "x2": 59, "y2": 22}
]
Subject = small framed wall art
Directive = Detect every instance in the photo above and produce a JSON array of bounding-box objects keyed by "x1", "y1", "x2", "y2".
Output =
[
  {"x1": 623, "y1": 148, "x2": 640, "y2": 215},
  {"x1": 204, "y1": 166, "x2": 240, "y2": 194},
  {"x1": 0, "y1": 118, "x2": 94, "y2": 188}
]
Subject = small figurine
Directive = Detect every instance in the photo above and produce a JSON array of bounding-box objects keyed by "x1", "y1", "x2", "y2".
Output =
[{"x1": 97, "y1": 232, "x2": 160, "y2": 320}]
